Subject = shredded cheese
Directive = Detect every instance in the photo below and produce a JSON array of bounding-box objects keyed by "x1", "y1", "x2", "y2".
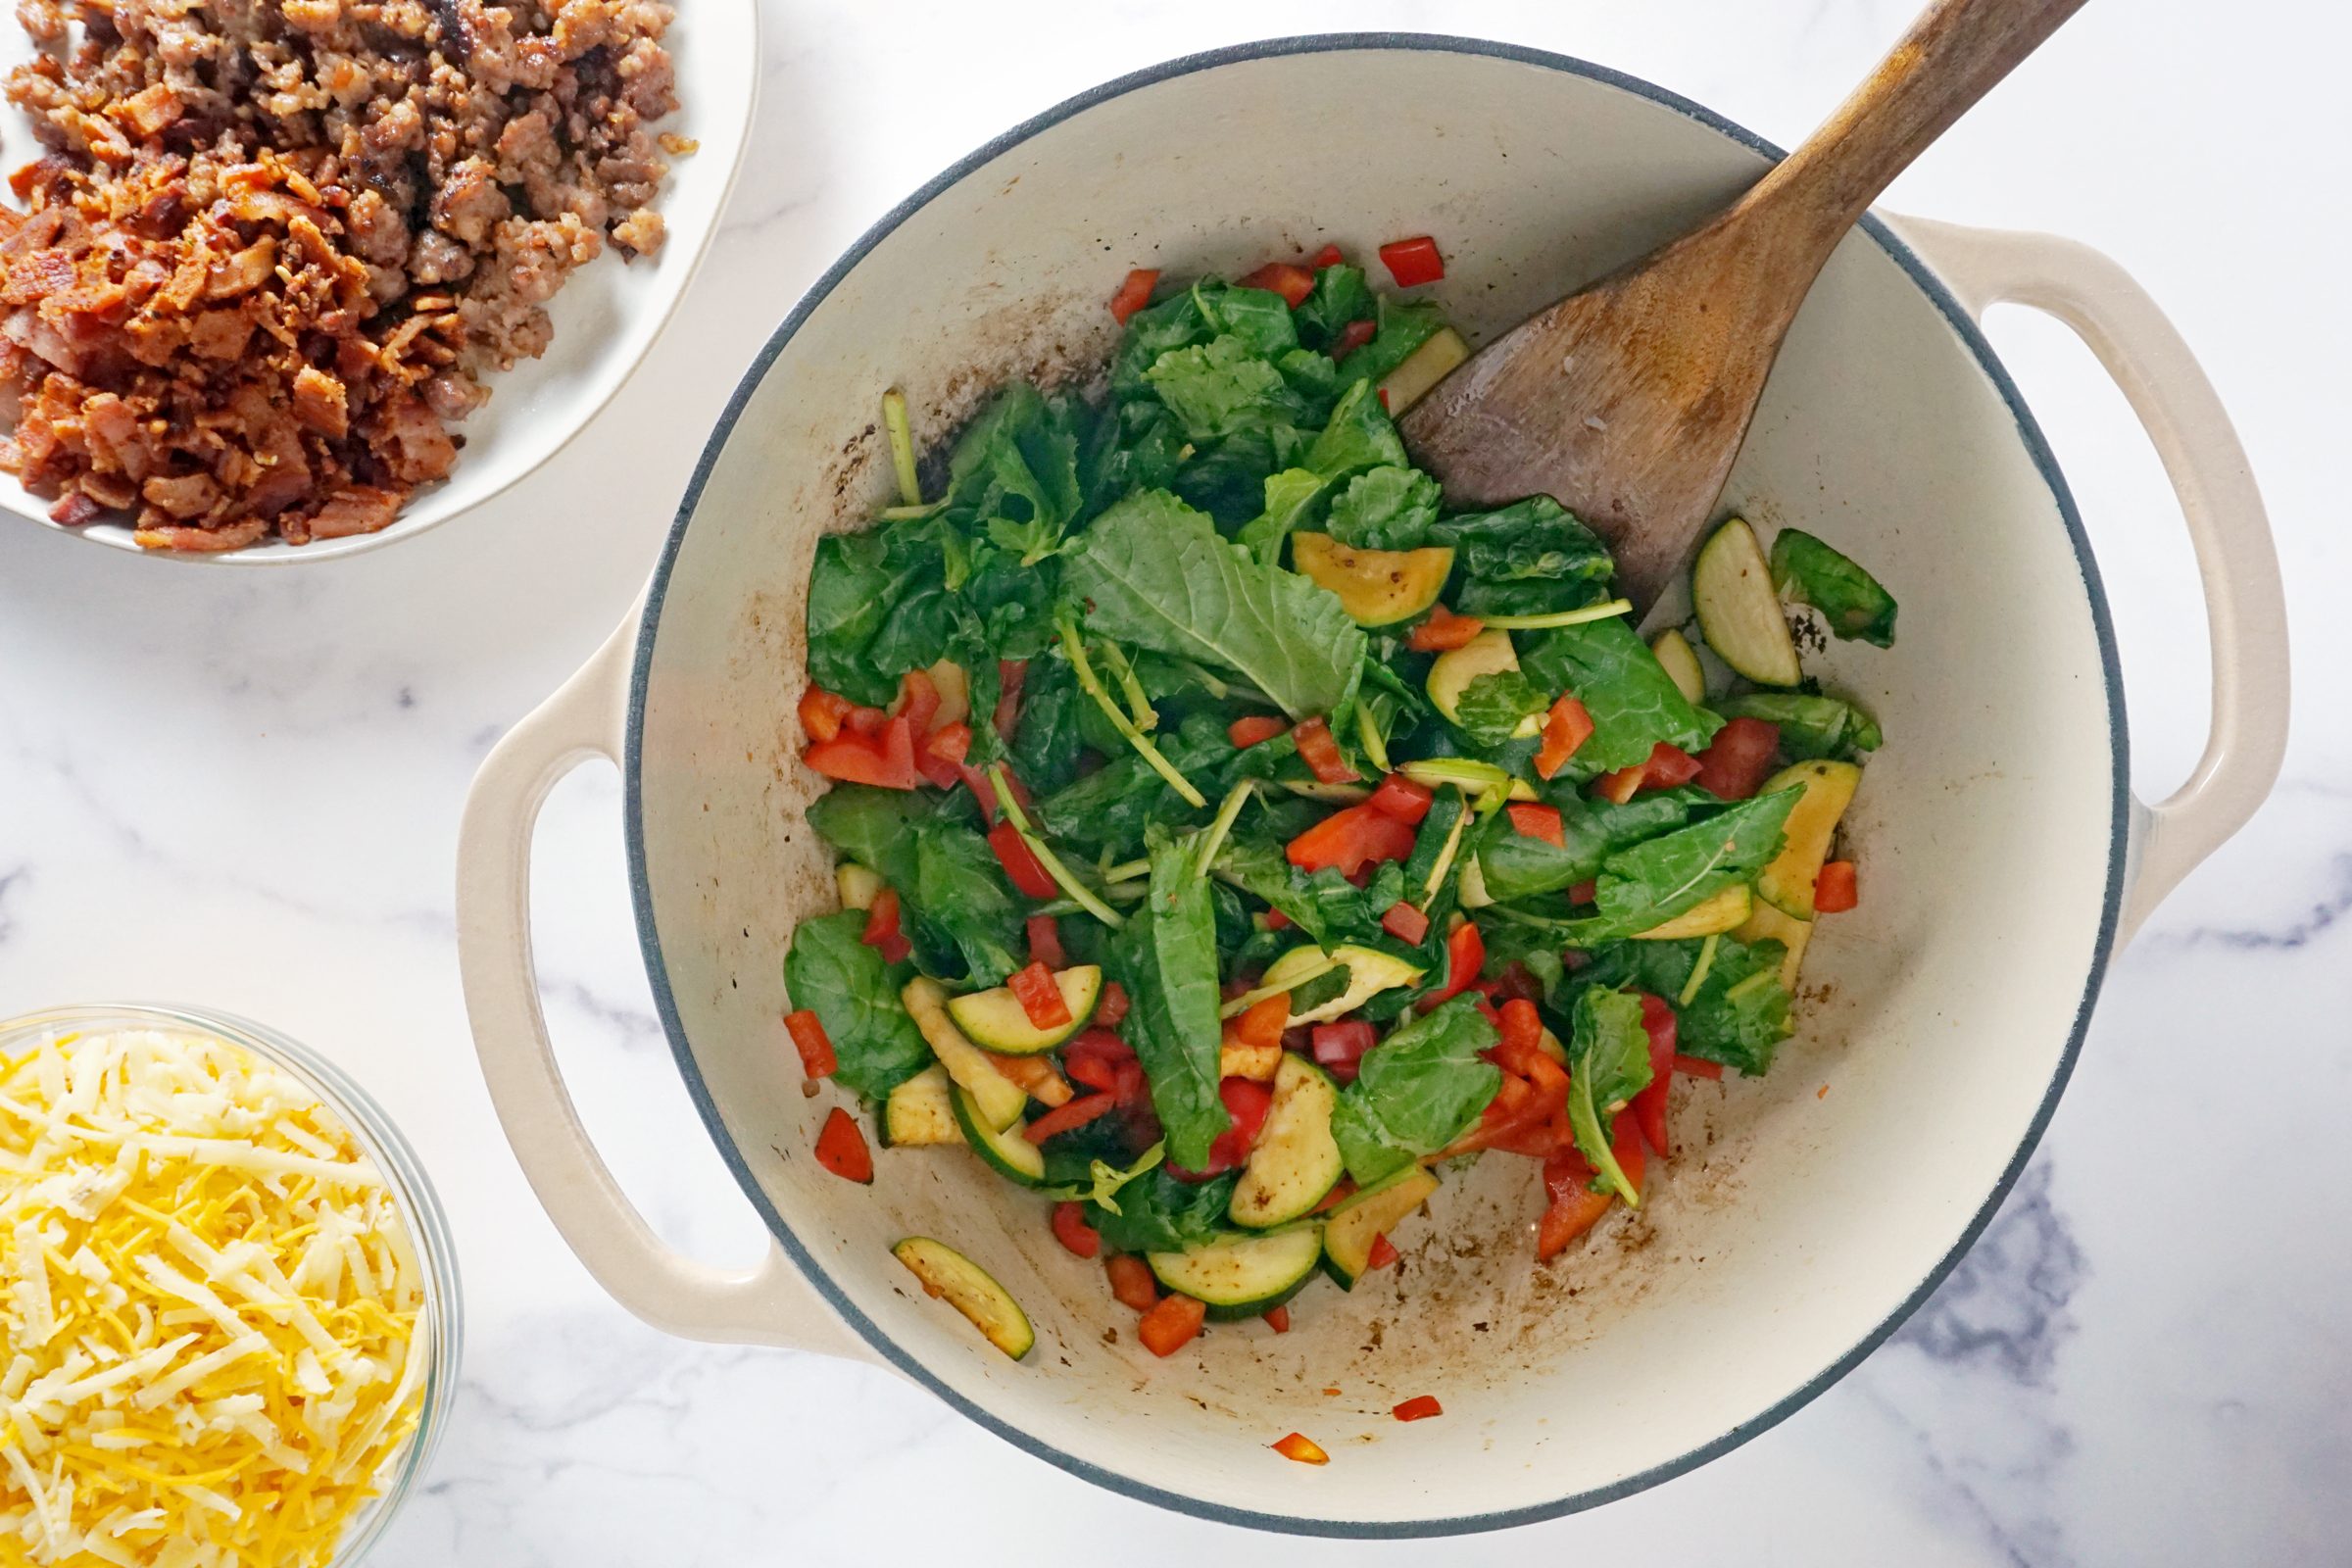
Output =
[{"x1": 0, "y1": 1027, "x2": 427, "y2": 1566}]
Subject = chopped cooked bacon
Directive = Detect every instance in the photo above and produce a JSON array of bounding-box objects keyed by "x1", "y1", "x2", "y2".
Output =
[{"x1": 0, "y1": 0, "x2": 684, "y2": 551}]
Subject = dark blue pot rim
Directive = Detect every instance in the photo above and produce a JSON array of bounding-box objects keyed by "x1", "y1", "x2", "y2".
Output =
[{"x1": 622, "y1": 31, "x2": 2130, "y2": 1539}]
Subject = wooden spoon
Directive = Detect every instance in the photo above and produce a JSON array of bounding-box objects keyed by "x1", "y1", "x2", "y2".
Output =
[{"x1": 1397, "y1": 0, "x2": 2090, "y2": 613}]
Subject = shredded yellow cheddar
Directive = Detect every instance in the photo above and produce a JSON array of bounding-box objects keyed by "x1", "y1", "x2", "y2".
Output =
[{"x1": 0, "y1": 1027, "x2": 427, "y2": 1566}]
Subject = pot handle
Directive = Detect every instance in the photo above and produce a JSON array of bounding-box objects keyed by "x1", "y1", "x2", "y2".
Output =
[
  {"x1": 1885, "y1": 216, "x2": 2289, "y2": 945},
  {"x1": 456, "y1": 608, "x2": 873, "y2": 1361}
]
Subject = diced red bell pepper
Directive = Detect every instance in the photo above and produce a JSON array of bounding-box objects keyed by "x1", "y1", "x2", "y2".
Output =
[
  {"x1": 1367, "y1": 772, "x2": 1435, "y2": 825},
  {"x1": 783, "y1": 1009, "x2": 836, "y2": 1080},
  {"x1": 917, "y1": 720, "x2": 971, "y2": 789},
  {"x1": 1271, "y1": 1431, "x2": 1330, "y2": 1465},
  {"x1": 1568, "y1": 880, "x2": 1597, "y2": 906},
  {"x1": 1051, "y1": 1201, "x2": 1101, "y2": 1259},
  {"x1": 1286, "y1": 803, "x2": 1414, "y2": 879},
  {"x1": 1329, "y1": 318, "x2": 1376, "y2": 360},
  {"x1": 893, "y1": 667, "x2": 941, "y2": 739},
  {"x1": 1240, "y1": 261, "x2": 1316, "y2": 307},
  {"x1": 1611, "y1": 1110, "x2": 1645, "y2": 1200},
  {"x1": 1233, "y1": 992, "x2": 1291, "y2": 1052},
  {"x1": 1419, "y1": 920, "x2": 1486, "y2": 1011},
  {"x1": 1505, "y1": 801, "x2": 1566, "y2": 848},
  {"x1": 1535, "y1": 694, "x2": 1595, "y2": 780},
  {"x1": 994, "y1": 659, "x2": 1026, "y2": 743},
  {"x1": 987, "y1": 819, "x2": 1060, "y2": 900},
  {"x1": 1311, "y1": 1178, "x2": 1357, "y2": 1214},
  {"x1": 1264, "y1": 908, "x2": 1293, "y2": 931},
  {"x1": 1816, "y1": 860, "x2": 1859, "y2": 913},
  {"x1": 813, "y1": 1107, "x2": 872, "y2": 1183},
  {"x1": 1262, "y1": 1305, "x2": 1291, "y2": 1334},
  {"x1": 1310, "y1": 1019, "x2": 1378, "y2": 1083},
  {"x1": 1093, "y1": 981, "x2": 1130, "y2": 1028},
  {"x1": 1109, "y1": 268, "x2": 1158, "y2": 324},
  {"x1": 1377, "y1": 234, "x2": 1446, "y2": 288},
  {"x1": 1291, "y1": 716, "x2": 1358, "y2": 784},
  {"x1": 1106, "y1": 1253, "x2": 1159, "y2": 1311},
  {"x1": 798, "y1": 685, "x2": 853, "y2": 744},
  {"x1": 1308, "y1": 243, "x2": 1344, "y2": 269},
  {"x1": 1023, "y1": 1092, "x2": 1118, "y2": 1145},
  {"x1": 1192, "y1": 1076, "x2": 1274, "y2": 1173},
  {"x1": 806, "y1": 715, "x2": 919, "y2": 790},
  {"x1": 1675, "y1": 1053, "x2": 1724, "y2": 1080},
  {"x1": 1537, "y1": 1145, "x2": 1613, "y2": 1259},
  {"x1": 1228, "y1": 713, "x2": 1289, "y2": 749},
  {"x1": 1494, "y1": 997, "x2": 1544, "y2": 1071},
  {"x1": 1366, "y1": 1233, "x2": 1400, "y2": 1271},
  {"x1": 957, "y1": 761, "x2": 1035, "y2": 825},
  {"x1": 1064, "y1": 1053, "x2": 1118, "y2": 1093},
  {"x1": 859, "y1": 887, "x2": 912, "y2": 964},
  {"x1": 1392, "y1": 1396, "x2": 1444, "y2": 1422},
  {"x1": 1630, "y1": 992, "x2": 1678, "y2": 1157},
  {"x1": 1594, "y1": 741, "x2": 1701, "y2": 804},
  {"x1": 1026, "y1": 914, "x2": 1066, "y2": 969},
  {"x1": 1693, "y1": 716, "x2": 1782, "y2": 801},
  {"x1": 1009, "y1": 960, "x2": 1074, "y2": 1031},
  {"x1": 1138, "y1": 1292, "x2": 1207, "y2": 1357},
  {"x1": 1381, "y1": 901, "x2": 1430, "y2": 945},
  {"x1": 846, "y1": 704, "x2": 890, "y2": 739},
  {"x1": 1406, "y1": 605, "x2": 1485, "y2": 652}
]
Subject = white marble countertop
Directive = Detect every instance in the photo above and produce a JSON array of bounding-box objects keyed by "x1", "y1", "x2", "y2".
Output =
[{"x1": 3, "y1": 0, "x2": 2344, "y2": 1561}]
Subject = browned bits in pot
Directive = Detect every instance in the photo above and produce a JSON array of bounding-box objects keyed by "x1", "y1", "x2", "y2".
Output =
[{"x1": 0, "y1": 0, "x2": 682, "y2": 550}]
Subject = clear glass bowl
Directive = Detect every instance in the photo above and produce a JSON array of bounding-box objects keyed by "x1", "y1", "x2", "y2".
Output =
[{"x1": 0, "y1": 1003, "x2": 464, "y2": 1565}]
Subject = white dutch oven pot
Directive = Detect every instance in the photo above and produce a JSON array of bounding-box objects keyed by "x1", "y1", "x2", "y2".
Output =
[{"x1": 456, "y1": 37, "x2": 2287, "y2": 1535}]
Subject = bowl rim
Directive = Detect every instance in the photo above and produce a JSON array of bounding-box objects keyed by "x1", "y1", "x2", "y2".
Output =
[
  {"x1": 12, "y1": 0, "x2": 762, "y2": 566},
  {"x1": 621, "y1": 31, "x2": 2132, "y2": 1536},
  {"x1": 0, "y1": 1002, "x2": 466, "y2": 1562}
]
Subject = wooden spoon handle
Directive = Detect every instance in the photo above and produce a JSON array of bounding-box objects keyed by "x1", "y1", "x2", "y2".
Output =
[{"x1": 1750, "y1": 0, "x2": 2089, "y2": 250}]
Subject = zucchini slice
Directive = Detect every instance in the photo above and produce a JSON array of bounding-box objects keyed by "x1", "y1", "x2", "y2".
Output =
[
  {"x1": 946, "y1": 965, "x2": 1102, "y2": 1055},
  {"x1": 1752, "y1": 760, "x2": 1861, "y2": 918},
  {"x1": 1634, "y1": 884, "x2": 1751, "y2": 940},
  {"x1": 835, "y1": 862, "x2": 886, "y2": 913},
  {"x1": 879, "y1": 1065, "x2": 960, "y2": 1148},
  {"x1": 1649, "y1": 628, "x2": 1708, "y2": 705},
  {"x1": 1148, "y1": 1227, "x2": 1325, "y2": 1321},
  {"x1": 1230, "y1": 1054, "x2": 1345, "y2": 1229},
  {"x1": 1292, "y1": 533, "x2": 1455, "y2": 627},
  {"x1": 1218, "y1": 1039, "x2": 1284, "y2": 1082},
  {"x1": 902, "y1": 976, "x2": 1029, "y2": 1131},
  {"x1": 1735, "y1": 899, "x2": 1814, "y2": 992},
  {"x1": 1259, "y1": 944, "x2": 1425, "y2": 1025},
  {"x1": 950, "y1": 1089, "x2": 1048, "y2": 1185},
  {"x1": 1323, "y1": 1167, "x2": 1439, "y2": 1290},
  {"x1": 1379, "y1": 326, "x2": 1470, "y2": 415},
  {"x1": 892, "y1": 1238, "x2": 1035, "y2": 1360},
  {"x1": 1426, "y1": 629, "x2": 1539, "y2": 736},
  {"x1": 1692, "y1": 518, "x2": 1802, "y2": 687}
]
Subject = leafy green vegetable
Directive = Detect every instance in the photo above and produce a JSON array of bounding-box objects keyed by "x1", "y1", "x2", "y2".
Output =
[
  {"x1": 1769, "y1": 529, "x2": 1898, "y2": 648},
  {"x1": 944, "y1": 383, "x2": 1085, "y2": 565},
  {"x1": 1063, "y1": 489, "x2": 1366, "y2": 719},
  {"x1": 1451, "y1": 670, "x2": 1550, "y2": 750},
  {"x1": 1517, "y1": 617, "x2": 1723, "y2": 774},
  {"x1": 781, "y1": 911, "x2": 931, "y2": 1100},
  {"x1": 1718, "y1": 693, "x2": 1884, "y2": 761},
  {"x1": 1474, "y1": 789, "x2": 1703, "y2": 904},
  {"x1": 1236, "y1": 467, "x2": 1330, "y2": 566},
  {"x1": 1576, "y1": 937, "x2": 1793, "y2": 1075},
  {"x1": 1329, "y1": 997, "x2": 1501, "y2": 1186},
  {"x1": 1565, "y1": 987, "x2": 1652, "y2": 1203},
  {"x1": 806, "y1": 787, "x2": 1025, "y2": 985},
  {"x1": 1318, "y1": 466, "x2": 1442, "y2": 551},
  {"x1": 1293, "y1": 263, "x2": 1376, "y2": 350},
  {"x1": 1006, "y1": 654, "x2": 1095, "y2": 794},
  {"x1": 1109, "y1": 839, "x2": 1230, "y2": 1170},
  {"x1": 1331, "y1": 293, "x2": 1445, "y2": 388},
  {"x1": 1436, "y1": 497, "x2": 1614, "y2": 615},
  {"x1": 1087, "y1": 1168, "x2": 1240, "y2": 1254},
  {"x1": 1212, "y1": 836, "x2": 1402, "y2": 953},
  {"x1": 805, "y1": 527, "x2": 945, "y2": 707},
  {"x1": 1147, "y1": 335, "x2": 1319, "y2": 442},
  {"x1": 1303, "y1": 379, "x2": 1408, "y2": 479},
  {"x1": 1042, "y1": 1140, "x2": 1165, "y2": 1210},
  {"x1": 1567, "y1": 787, "x2": 1797, "y2": 941}
]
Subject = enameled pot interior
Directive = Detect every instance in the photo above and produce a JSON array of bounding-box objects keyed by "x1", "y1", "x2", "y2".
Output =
[{"x1": 626, "y1": 41, "x2": 2121, "y2": 1532}]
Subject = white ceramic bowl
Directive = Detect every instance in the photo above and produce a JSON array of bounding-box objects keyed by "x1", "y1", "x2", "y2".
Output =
[
  {"x1": 455, "y1": 36, "x2": 2287, "y2": 1535},
  {"x1": 0, "y1": 2, "x2": 759, "y2": 563}
]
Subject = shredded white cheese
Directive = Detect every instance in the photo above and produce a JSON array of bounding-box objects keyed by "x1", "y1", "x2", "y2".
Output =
[{"x1": 0, "y1": 1027, "x2": 427, "y2": 1567}]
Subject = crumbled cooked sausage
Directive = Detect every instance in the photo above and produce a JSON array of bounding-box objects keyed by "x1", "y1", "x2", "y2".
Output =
[{"x1": 0, "y1": 0, "x2": 683, "y2": 551}]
